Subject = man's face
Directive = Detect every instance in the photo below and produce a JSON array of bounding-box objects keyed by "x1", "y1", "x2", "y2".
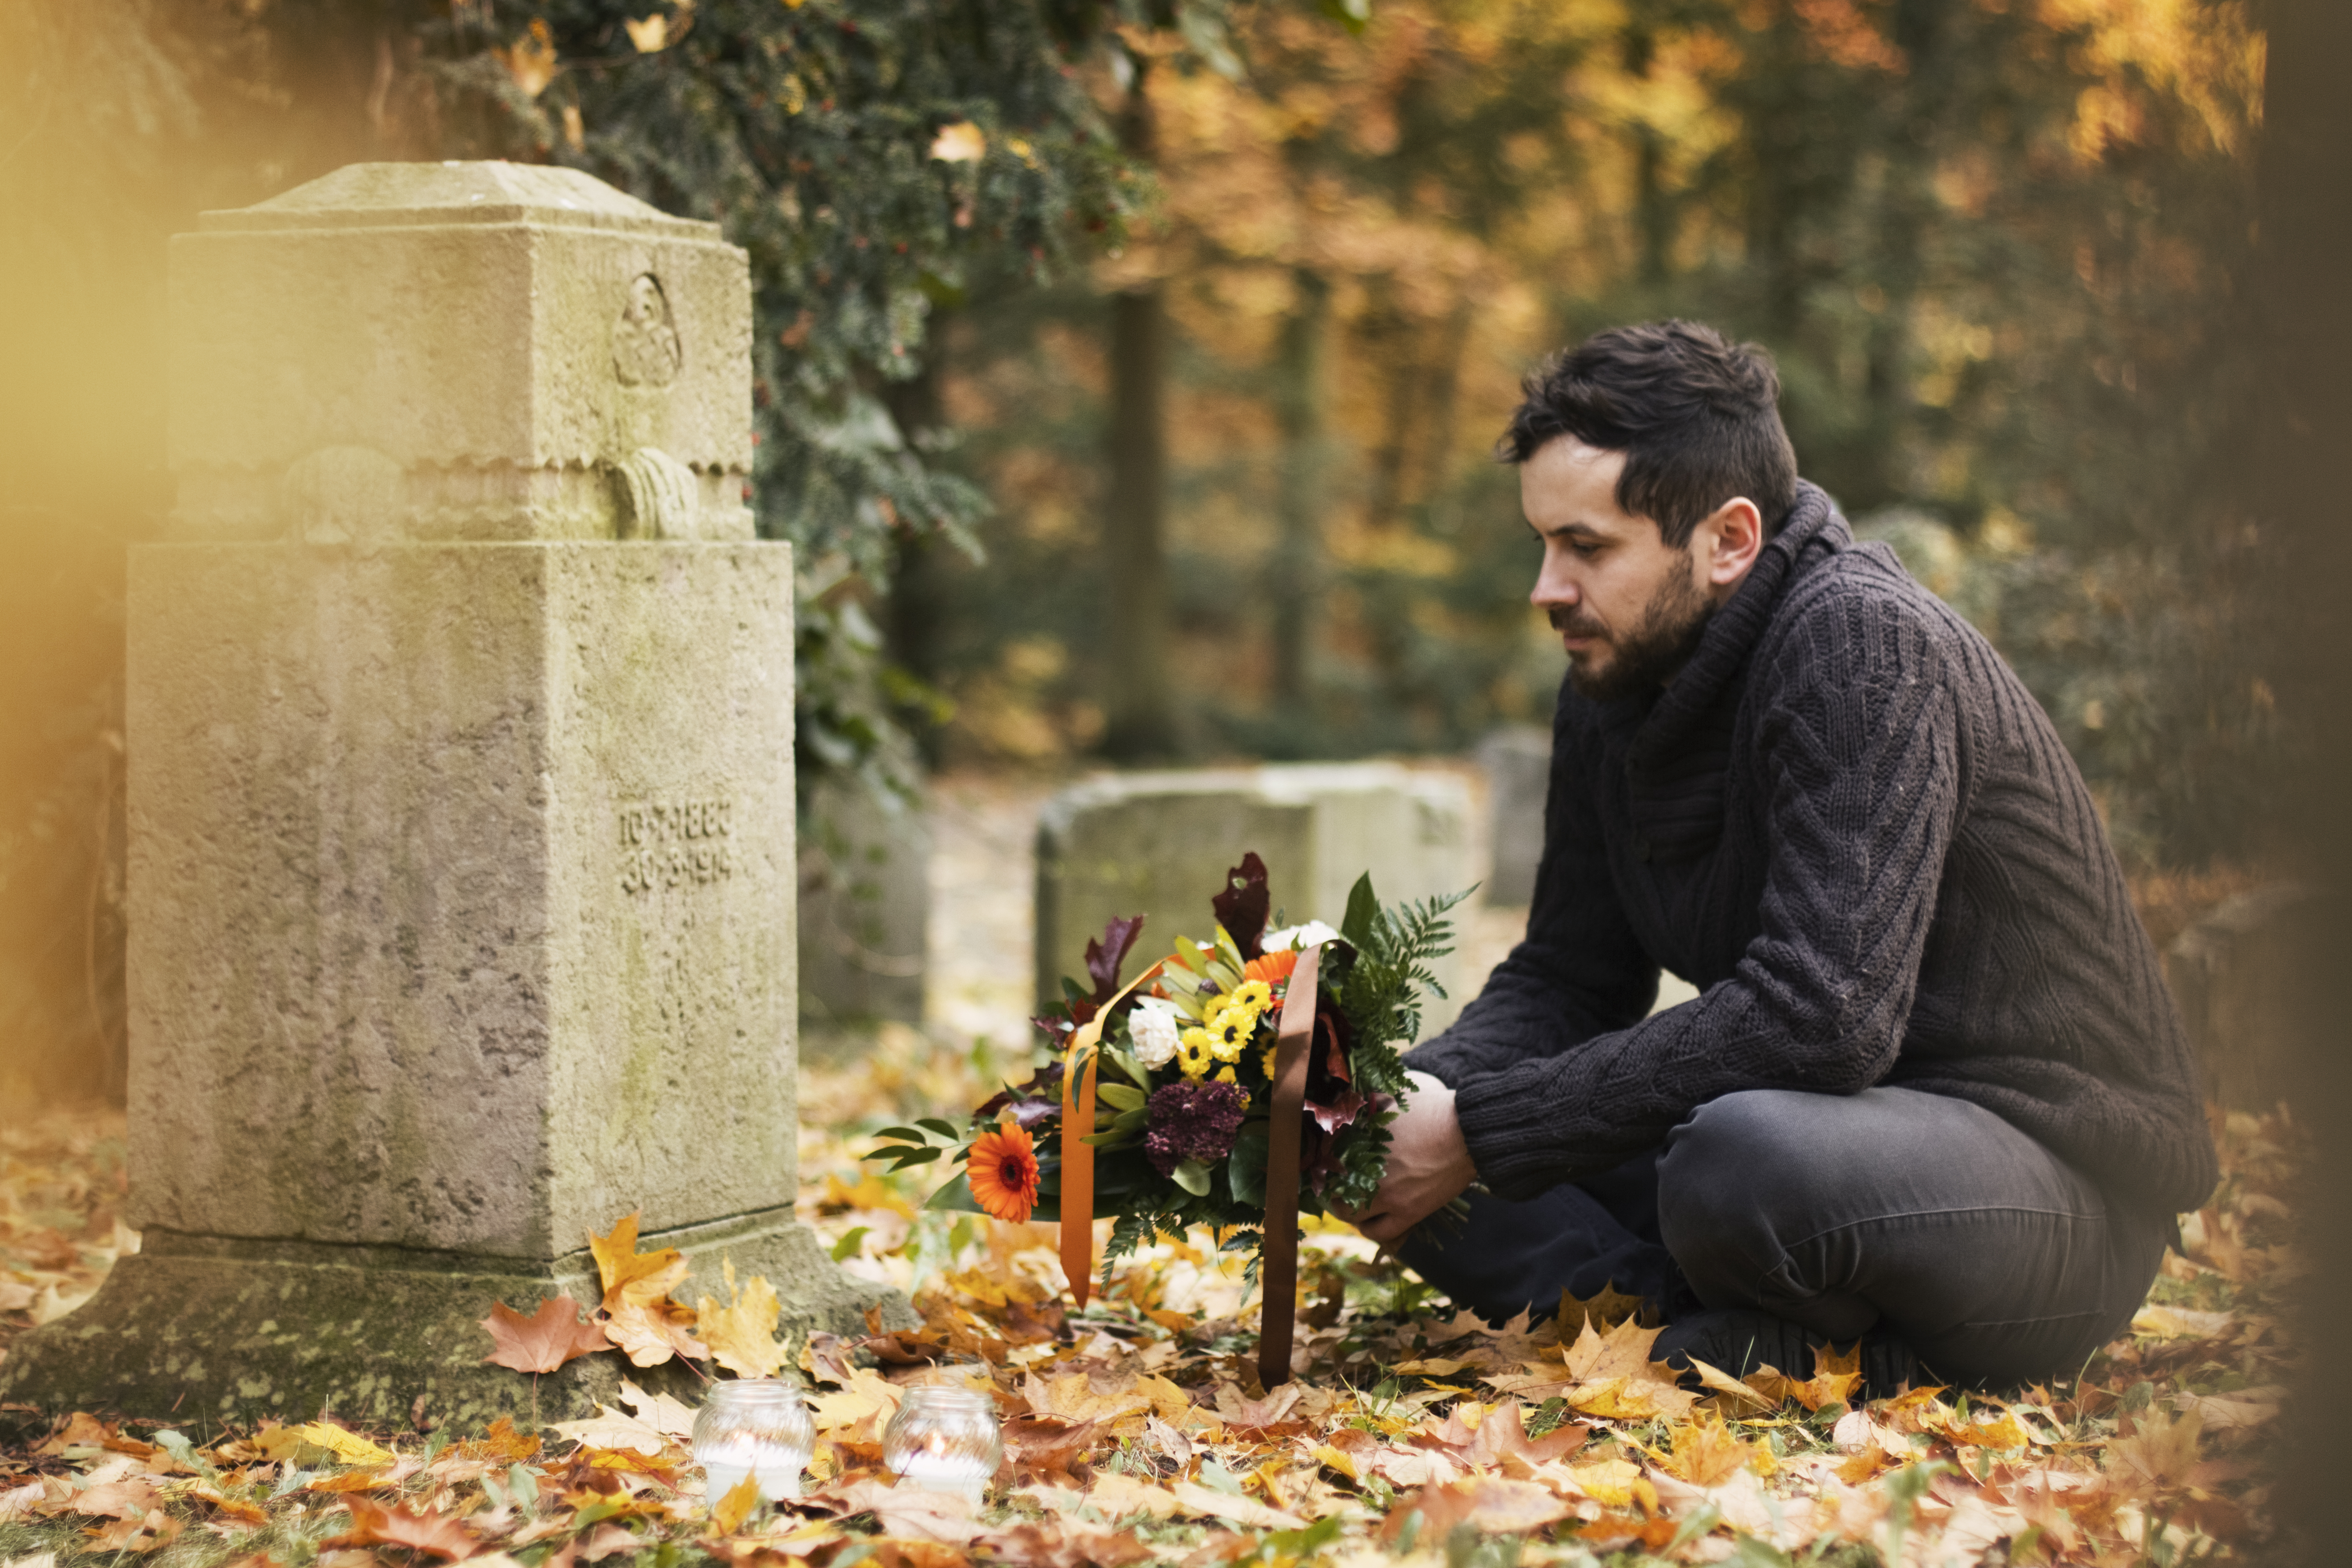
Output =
[{"x1": 1523, "y1": 437, "x2": 1716, "y2": 702}]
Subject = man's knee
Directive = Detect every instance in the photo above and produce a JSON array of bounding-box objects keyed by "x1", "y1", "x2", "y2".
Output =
[{"x1": 1656, "y1": 1090, "x2": 1834, "y2": 1281}]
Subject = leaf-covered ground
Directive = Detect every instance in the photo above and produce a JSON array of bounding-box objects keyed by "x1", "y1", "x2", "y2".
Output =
[{"x1": 0, "y1": 1039, "x2": 2299, "y2": 1568}]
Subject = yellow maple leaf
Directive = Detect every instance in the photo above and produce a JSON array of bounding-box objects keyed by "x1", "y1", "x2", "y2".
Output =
[
  {"x1": 930, "y1": 121, "x2": 986, "y2": 162},
  {"x1": 822, "y1": 1172, "x2": 916, "y2": 1219},
  {"x1": 1563, "y1": 1457, "x2": 1648, "y2": 1508},
  {"x1": 1023, "y1": 1368, "x2": 1189, "y2": 1437},
  {"x1": 492, "y1": 19, "x2": 559, "y2": 97},
  {"x1": 1688, "y1": 1357, "x2": 1778, "y2": 1413},
  {"x1": 1651, "y1": 1412, "x2": 1772, "y2": 1486},
  {"x1": 710, "y1": 1473, "x2": 761, "y2": 1533},
  {"x1": 605, "y1": 1295, "x2": 711, "y2": 1368},
  {"x1": 807, "y1": 1366, "x2": 904, "y2": 1454},
  {"x1": 294, "y1": 1421, "x2": 394, "y2": 1467},
  {"x1": 2105, "y1": 1408, "x2": 2204, "y2": 1495},
  {"x1": 695, "y1": 1258, "x2": 789, "y2": 1378},
  {"x1": 590, "y1": 1211, "x2": 691, "y2": 1310},
  {"x1": 1542, "y1": 1317, "x2": 1699, "y2": 1420},
  {"x1": 1555, "y1": 1282, "x2": 1652, "y2": 1338}
]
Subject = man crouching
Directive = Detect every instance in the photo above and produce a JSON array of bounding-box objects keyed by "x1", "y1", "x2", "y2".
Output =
[{"x1": 1342, "y1": 319, "x2": 2216, "y2": 1393}]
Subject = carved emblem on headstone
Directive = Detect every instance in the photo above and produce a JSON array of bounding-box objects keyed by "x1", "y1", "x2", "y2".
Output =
[
  {"x1": 613, "y1": 273, "x2": 684, "y2": 387},
  {"x1": 615, "y1": 446, "x2": 701, "y2": 539}
]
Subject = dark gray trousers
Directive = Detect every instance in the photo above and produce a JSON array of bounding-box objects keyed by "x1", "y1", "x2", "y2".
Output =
[{"x1": 1395, "y1": 1085, "x2": 2168, "y2": 1386}]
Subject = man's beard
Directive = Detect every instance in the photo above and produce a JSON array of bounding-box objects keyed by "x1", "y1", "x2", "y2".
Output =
[{"x1": 1553, "y1": 562, "x2": 1716, "y2": 703}]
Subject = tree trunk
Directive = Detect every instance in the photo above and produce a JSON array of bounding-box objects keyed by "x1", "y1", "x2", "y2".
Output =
[
  {"x1": 1270, "y1": 268, "x2": 1332, "y2": 716},
  {"x1": 1101, "y1": 66, "x2": 1178, "y2": 761}
]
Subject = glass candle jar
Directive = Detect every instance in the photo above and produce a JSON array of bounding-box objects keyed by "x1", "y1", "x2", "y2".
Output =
[
  {"x1": 691, "y1": 1378, "x2": 816, "y2": 1505},
  {"x1": 881, "y1": 1384, "x2": 1003, "y2": 1505}
]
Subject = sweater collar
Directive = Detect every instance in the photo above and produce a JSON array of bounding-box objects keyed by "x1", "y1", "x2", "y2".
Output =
[{"x1": 1622, "y1": 480, "x2": 1849, "y2": 771}]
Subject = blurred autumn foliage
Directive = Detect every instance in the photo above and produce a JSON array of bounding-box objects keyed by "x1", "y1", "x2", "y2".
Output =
[
  {"x1": 928, "y1": 0, "x2": 2276, "y2": 868},
  {"x1": 0, "y1": 0, "x2": 2279, "y2": 1106}
]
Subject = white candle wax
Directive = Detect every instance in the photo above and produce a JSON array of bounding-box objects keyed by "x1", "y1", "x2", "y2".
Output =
[
  {"x1": 895, "y1": 1442, "x2": 987, "y2": 1504},
  {"x1": 697, "y1": 1433, "x2": 804, "y2": 1502}
]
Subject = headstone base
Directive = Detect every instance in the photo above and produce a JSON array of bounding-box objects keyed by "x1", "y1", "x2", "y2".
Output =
[{"x1": 0, "y1": 1209, "x2": 909, "y2": 1429}]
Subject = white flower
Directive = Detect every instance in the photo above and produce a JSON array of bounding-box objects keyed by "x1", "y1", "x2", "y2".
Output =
[
  {"x1": 1262, "y1": 919, "x2": 1340, "y2": 953},
  {"x1": 1127, "y1": 997, "x2": 1183, "y2": 1068}
]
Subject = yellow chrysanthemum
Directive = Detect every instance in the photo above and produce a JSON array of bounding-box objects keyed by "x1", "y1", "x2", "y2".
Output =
[
  {"x1": 1176, "y1": 1028, "x2": 1218, "y2": 1079},
  {"x1": 1212, "y1": 1065, "x2": 1238, "y2": 1086},
  {"x1": 1207, "y1": 1009, "x2": 1255, "y2": 1062},
  {"x1": 1224, "y1": 979, "x2": 1274, "y2": 1015},
  {"x1": 1260, "y1": 1041, "x2": 1279, "y2": 1079},
  {"x1": 1204, "y1": 984, "x2": 1272, "y2": 1026}
]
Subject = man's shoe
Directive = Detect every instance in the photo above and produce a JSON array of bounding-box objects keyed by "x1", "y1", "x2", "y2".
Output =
[{"x1": 1652, "y1": 1307, "x2": 1920, "y2": 1402}]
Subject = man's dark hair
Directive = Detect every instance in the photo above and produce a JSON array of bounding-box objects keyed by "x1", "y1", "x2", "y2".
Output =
[{"x1": 1500, "y1": 320, "x2": 1799, "y2": 546}]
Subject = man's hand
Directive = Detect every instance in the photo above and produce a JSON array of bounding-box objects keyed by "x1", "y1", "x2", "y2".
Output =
[{"x1": 1334, "y1": 1070, "x2": 1476, "y2": 1246}]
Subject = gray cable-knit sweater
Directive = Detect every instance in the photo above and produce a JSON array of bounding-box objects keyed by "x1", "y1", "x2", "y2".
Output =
[{"x1": 1407, "y1": 483, "x2": 2219, "y2": 1218}]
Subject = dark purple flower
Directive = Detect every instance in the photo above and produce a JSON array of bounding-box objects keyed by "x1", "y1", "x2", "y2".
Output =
[
  {"x1": 1210, "y1": 853, "x2": 1271, "y2": 959},
  {"x1": 1144, "y1": 1079, "x2": 1247, "y2": 1177}
]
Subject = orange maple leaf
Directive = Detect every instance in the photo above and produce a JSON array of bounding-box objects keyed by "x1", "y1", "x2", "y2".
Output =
[
  {"x1": 481, "y1": 1294, "x2": 612, "y2": 1373},
  {"x1": 327, "y1": 1495, "x2": 478, "y2": 1560},
  {"x1": 449, "y1": 1414, "x2": 541, "y2": 1463}
]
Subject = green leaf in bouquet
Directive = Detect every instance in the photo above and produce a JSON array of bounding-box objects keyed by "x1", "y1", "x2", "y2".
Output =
[
  {"x1": 1107, "y1": 1045, "x2": 1153, "y2": 1089},
  {"x1": 872, "y1": 1126, "x2": 929, "y2": 1145},
  {"x1": 1096, "y1": 1081, "x2": 1147, "y2": 1113},
  {"x1": 1172, "y1": 1157, "x2": 1212, "y2": 1196},
  {"x1": 1342, "y1": 873, "x2": 1380, "y2": 949},
  {"x1": 1227, "y1": 1122, "x2": 1269, "y2": 1206},
  {"x1": 886, "y1": 1145, "x2": 944, "y2": 1168},
  {"x1": 916, "y1": 1118, "x2": 962, "y2": 1139},
  {"x1": 923, "y1": 1171, "x2": 985, "y2": 1214}
]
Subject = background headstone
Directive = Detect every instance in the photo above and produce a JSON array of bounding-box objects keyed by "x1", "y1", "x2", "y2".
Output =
[
  {"x1": 799, "y1": 780, "x2": 931, "y2": 1030},
  {"x1": 1476, "y1": 726, "x2": 1551, "y2": 908},
  {"x1": 1036, "y1": 764, "x2": 1475, "y2": 1033},
  {"x1": 0, "y1": 162, "x2": 899, "y2": 1429},
  {"x1": 2163, "y1": 882, "x2": 2320, "y2": 1113}
]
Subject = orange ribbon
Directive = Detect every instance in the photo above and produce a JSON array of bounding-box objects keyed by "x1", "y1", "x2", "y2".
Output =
[
  {"x1": 1258, "y1": 942, "x2": 1321, "y2": 1388},
  {"x1": 1059, "y1": 960, "x2": 1164, "y2": 1307}
]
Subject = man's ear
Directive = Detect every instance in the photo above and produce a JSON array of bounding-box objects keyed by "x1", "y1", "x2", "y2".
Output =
[{"x1": 1695, "y1": 497, "x2": 1764, "y2": 592}]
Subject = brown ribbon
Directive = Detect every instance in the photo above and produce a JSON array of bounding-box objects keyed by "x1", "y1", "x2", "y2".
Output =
[
  {"x1": 1059, "y1": 961, "x2": 1164, "y2": 1308},
  {"x1": 1257, "y1": 942, "x2": 1320, "y2": 1389}
]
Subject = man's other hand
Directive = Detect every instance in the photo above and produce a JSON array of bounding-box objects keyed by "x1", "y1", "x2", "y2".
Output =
[{"x1": 1334, "y1": 1070, "x2": 1476, "y2": 1246}]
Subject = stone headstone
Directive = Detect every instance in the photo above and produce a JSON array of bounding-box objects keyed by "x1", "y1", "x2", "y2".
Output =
[
  {"x1": 1476, "y1": 726, "x2": 1551, "y2": 907},
  {"x1": 1036, "y1": 764, "x2": 1475, "y2": 1034},
  {"x1": 0, "y1": 161, "x2": 899, "y2": 1430},
  {"x1": 799, "y1": 779, "x2": 931, "y2": 1029}
]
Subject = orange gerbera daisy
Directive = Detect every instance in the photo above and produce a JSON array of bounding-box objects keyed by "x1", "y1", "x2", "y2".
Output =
[
  {"x1": 1242, "y1": 948, "x2": 1298, "y2": 987},
  {"x1": 967, "y1": 1118, "x2": 1041, "y2": 1224}
]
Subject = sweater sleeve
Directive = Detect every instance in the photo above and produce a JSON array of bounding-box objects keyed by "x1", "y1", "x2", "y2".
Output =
[
  {"x1": 1403, "y1": 698, "x2": 1660, "y2": 1088},
  {"x1": 1451, "y1": 593, "x2": 1963, "y2": 1199}
]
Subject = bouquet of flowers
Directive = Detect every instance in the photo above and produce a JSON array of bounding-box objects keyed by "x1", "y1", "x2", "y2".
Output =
[{"x1": 868, "y1": 852, "x2": 1467, "y2": 1289}]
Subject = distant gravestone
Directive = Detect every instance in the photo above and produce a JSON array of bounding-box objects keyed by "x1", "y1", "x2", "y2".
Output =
[
  {"x1": 1477, "y1": 726, "x2": 1552, "y2": 907},
  {"x1": 799, "y1": 780, "x2": 931, "y2": 1029},
  {"x1": 2163, "y1": 883, "x2": 2321, "y2": 1113},
  {"x1": 1036, "y1": 764, "x2": 1475, "y2": 1033},
  {"x1": 0, "y1": 162, "x2": 898, "y2": 1429}
]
